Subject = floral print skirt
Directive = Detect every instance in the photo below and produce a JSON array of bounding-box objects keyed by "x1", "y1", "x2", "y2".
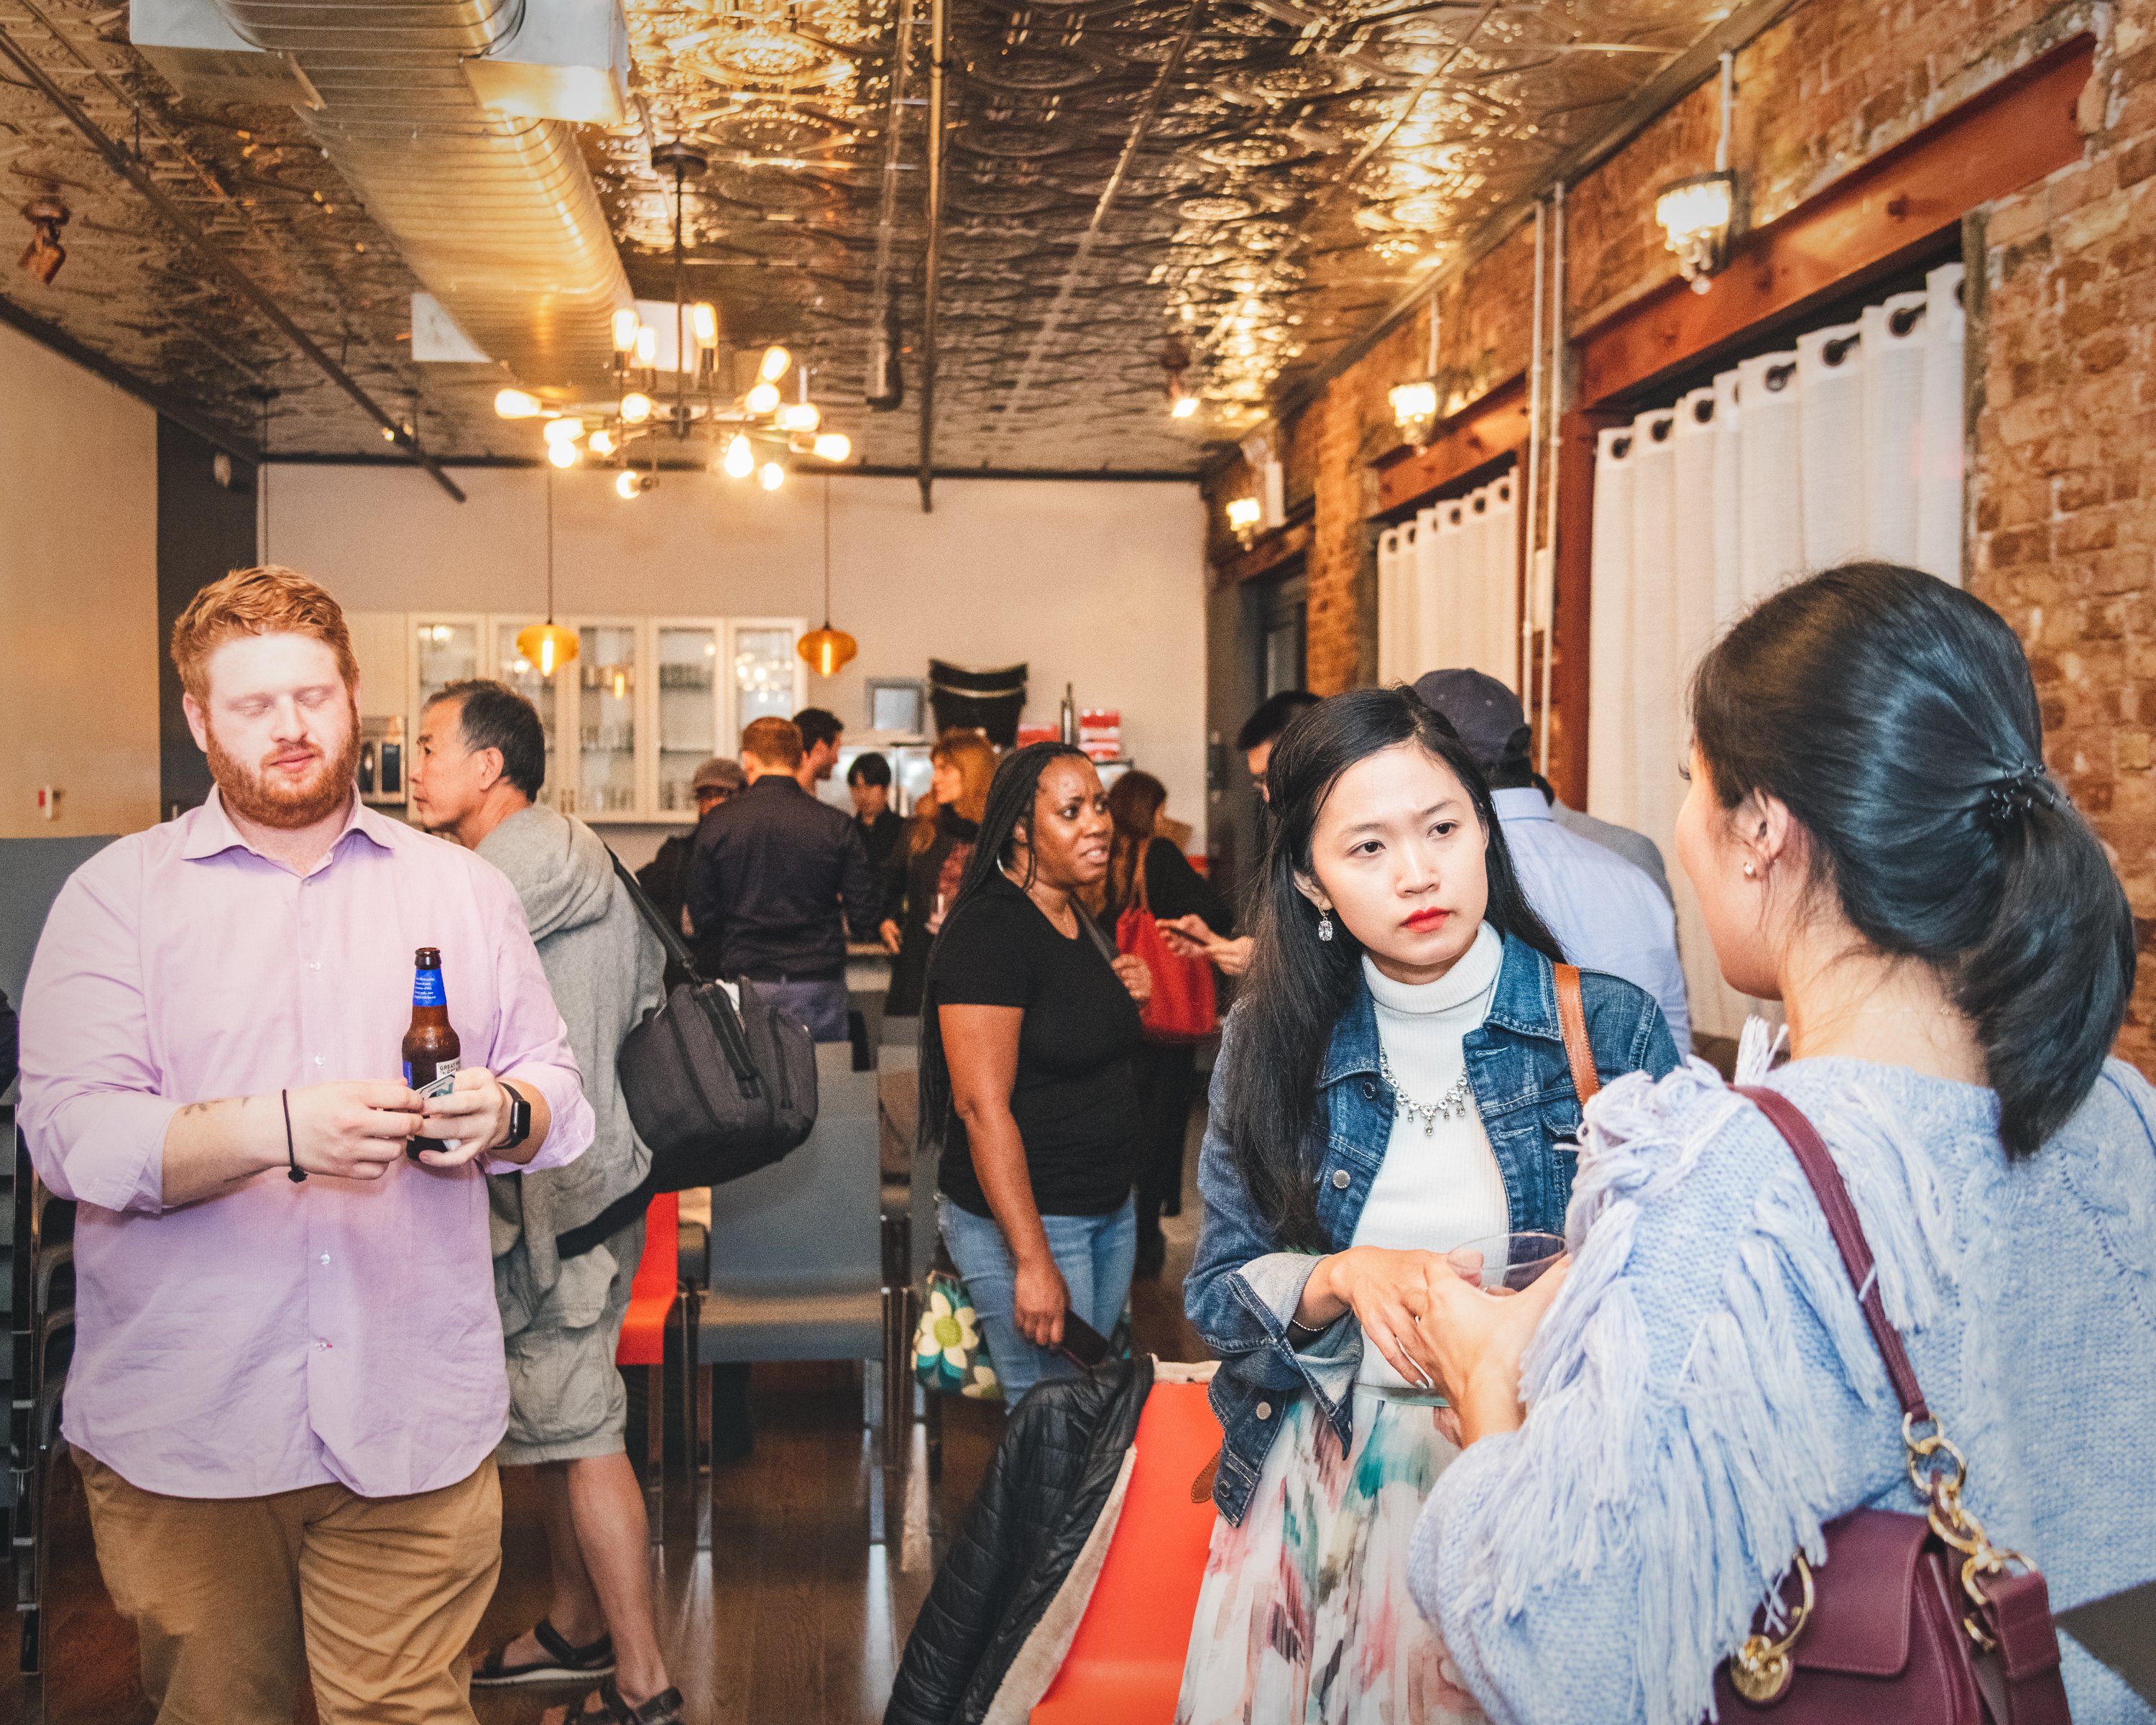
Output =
[{"x1": 1176, "y1": 1386, "x2": 1473, "y2": 1725}]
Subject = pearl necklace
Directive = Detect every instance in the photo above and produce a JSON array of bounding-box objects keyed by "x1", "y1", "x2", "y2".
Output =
[{"x1": 1375, "y1": 1041, "x2": 1475, "y2": 1136}]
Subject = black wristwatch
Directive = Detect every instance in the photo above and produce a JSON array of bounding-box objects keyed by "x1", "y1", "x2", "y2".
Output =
[{"x1": 497, "y1": 1080, "x2": 533, "y2": 1151}]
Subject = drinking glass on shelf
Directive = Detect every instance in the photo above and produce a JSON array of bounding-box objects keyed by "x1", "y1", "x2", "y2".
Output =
[{"x1": 1445, "y1": 1231, "x2": 1566, "y2": 1295}]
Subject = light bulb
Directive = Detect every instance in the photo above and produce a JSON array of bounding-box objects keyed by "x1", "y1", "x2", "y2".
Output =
[
  {"x1": 494, "y1": 387, "x2": 543, "y2": 419},
  {"x1": 775, "y1": 401, "x2": 821, "y2": 433},
  {"x1": 691, "y1": 301, "x2": 719, "y2": 347},
  {"x1": 615, "y1": 469, "x2": 642, "y2": 500},
  {"x1": 612, "y1": 669, "x2": 629, "y2": 699},
  {"x1": 722, "y1": 433, "x2": 754, "y2": 479},
  {"x1": 1171, "y1": 394, "x2": 1199, "y2": 419},
  {"x1": 758, "y1": 345, "x2": 791, "y2": 383},
  {"x1": 619, "y1": 392, "x2": 654, "y2": 425},
  {"x1": 745, "y1": 381, "x2": 780, "y2": 415},
  {"x1": 634, "y1": 326, "x2": 657, "y2": 367},
  {"x1": 612, "y1": 308, "x2": 640, "y2": 353},
  {"x1": 548, "y1": 440, "x2": 580, "y2": 469},
  {"x1": 543, "y1": 415, "x2": 585, "y2": 445},
  {"x1": 813, "y1": 431, "x2": 852, "y2": 462},
  {"x1": 758, "y1": 461, "x2": 785, "y2": 492},
  {"x1": 587, "y1": 428, "x2": 617, "y2": 456},
  {"x1": 538, "y1": 636, "x2": 556, "y2": 675}
]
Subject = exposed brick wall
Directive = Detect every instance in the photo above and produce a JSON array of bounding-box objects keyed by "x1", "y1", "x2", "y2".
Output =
[
  {"x1": 1204, "y1": 0, "x2": 2155, "y2": 1073},
  {"x1": 1971, "y1": 0, "x2": 2156, "y2": 1069}
]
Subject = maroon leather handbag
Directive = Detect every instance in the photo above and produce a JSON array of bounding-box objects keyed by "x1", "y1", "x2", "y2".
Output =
[{"x1": 1713, "y1": 1087, "x2": 2073, "y2": 1725}]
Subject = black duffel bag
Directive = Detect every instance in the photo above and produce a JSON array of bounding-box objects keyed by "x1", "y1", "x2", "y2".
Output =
[{"x1": 607, "y1": 852, "x2": 817, "y2": 1191}]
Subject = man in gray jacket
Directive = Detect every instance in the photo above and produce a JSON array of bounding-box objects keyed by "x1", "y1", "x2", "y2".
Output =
[{"x1": 410, "y1": 680, "x2": 680, "y2": 1724}]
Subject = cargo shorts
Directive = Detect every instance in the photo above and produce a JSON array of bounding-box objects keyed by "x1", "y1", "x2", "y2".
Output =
[{"x1": 496, "y1": 1215, "x2": 645, "y2": 1467}]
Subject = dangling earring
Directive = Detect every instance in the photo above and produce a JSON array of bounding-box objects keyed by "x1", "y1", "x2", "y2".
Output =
[{"x1": 1317, "y1": 910, "x2": 1334, "y2": 942}]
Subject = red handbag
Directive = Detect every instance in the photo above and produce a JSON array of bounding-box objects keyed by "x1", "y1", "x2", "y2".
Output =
[
  {"x1": 1115, "y1": 860, "x2": 1217, "y2": 1045},
  {"x1": 1714, "y1": 1087, "x2": 2072, "y2": 1725}
]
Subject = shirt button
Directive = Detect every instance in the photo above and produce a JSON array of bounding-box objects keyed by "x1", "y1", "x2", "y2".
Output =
[
  {"x1": 1360, "y1": 1080, "x2": 1376, "y2": 1099},
  {"x1": 1256, "y1": 1401, "x2": 1273, "y2": 1420},
  {"x1": 318, "y1": 1254, "x2": 331, "y2": 1266},
  {"x1": 1331, "y1": 1169, "x2": 1351, "y2": 1190},
  {"x1": 313, "y1": 1055, "x2": 325, "y2": 1067},
  {"x1": 309, "y1": 961, "x2": 321, "y2": 972},
  {"x1": 312, "y1": 1340, "x2": 328, "y2": 1351}
]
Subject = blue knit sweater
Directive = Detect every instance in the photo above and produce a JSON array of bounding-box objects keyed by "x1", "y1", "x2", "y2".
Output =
[{"x1": 1408, "y1": 1048, "x2": 2156, "y2": 1725}]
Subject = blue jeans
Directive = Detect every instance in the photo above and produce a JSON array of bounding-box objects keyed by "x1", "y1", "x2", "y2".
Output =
[
  {"x1": 759, "y1": 978, "x2": 849, "y2": 1043},
  {"x1": 939, "y1": 1196, "x2": 1136, "y2": 1406}
]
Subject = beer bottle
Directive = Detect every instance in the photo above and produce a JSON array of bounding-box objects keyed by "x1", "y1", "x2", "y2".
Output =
[{"x1": 402, "y1": 947, "x2": 461, "y2": 1160}]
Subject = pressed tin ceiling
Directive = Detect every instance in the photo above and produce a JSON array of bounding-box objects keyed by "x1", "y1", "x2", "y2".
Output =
[{"x1": 0, "y1": 0, "x2": 1736, "y2": 472}]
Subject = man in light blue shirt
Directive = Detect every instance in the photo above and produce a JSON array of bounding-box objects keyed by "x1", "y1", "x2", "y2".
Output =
[{"x1": 1414, "y1": 669, "x2": 1692, "y2": 1052}]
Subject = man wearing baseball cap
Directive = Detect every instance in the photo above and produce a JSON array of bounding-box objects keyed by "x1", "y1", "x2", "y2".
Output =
[{"x1": 1413, "y1": 668, "x2": 1691, "y2": 1052}]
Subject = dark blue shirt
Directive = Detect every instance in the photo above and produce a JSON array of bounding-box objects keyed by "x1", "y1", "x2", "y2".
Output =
[{"x1": 685, "y1": 774, "x2": 879, "y2": 980}]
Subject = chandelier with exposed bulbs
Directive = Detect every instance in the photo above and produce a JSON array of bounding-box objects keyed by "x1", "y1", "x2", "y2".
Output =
[{"x1": 490, "y1": 140, "x2": 852, "y2": 498}]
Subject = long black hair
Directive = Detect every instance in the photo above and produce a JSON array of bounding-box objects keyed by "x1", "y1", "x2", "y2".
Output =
[
  {"x1": 917, "y1": 741, "x2": 1095, "y2": 1158},
  {"x1": 1220, "y1": 686, "x2": 1564, "y2": 1249},
  {"x1": 1690, "y1": 562, "x2": 2134, "y2": 1156}
]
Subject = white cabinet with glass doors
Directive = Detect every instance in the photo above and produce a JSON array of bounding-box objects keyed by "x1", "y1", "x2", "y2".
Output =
[{"x1": 405, "y1": 612, "x2": 804, "y2": 822}]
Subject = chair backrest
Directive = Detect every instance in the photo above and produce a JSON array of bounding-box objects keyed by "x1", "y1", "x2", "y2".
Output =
[
  {"x1": 632, "y1": 1190, "x2": 678, "y2": 1301},
  {"x1": 0, "y1": 836, "x2": 116, "y2": 1008},
  {"x1": 704, "y1": 1041, "x2": 880, "y2": 1297}
]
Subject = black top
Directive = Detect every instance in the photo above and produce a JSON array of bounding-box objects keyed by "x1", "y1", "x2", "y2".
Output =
[
  {"x1": 927, "y1": 872, "x2": 1143, "y2": 1218},
  {"x1": 882, "y1": 807, "x2": 979, "y2": 1016},
  {"x1": 854, "y1": 808, "x2": 907, "y2": 875},
  {"x1": 686, "y1": 774, "x2": 880, "y2": 980}
]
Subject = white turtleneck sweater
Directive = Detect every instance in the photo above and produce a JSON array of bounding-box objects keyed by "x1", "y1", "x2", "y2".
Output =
[{"x1": 1350, "y1": 921, "x2": 1511, "y2": 1389}]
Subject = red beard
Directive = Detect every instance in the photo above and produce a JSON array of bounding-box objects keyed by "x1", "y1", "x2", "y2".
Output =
[{"x1": 206, "y1": 702, "x2": 361, "y2": 830}]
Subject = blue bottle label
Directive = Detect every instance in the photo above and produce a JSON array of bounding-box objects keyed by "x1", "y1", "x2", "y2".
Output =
[{"x1": 413, "y1": 965, "x2": 446, "y2": 1008}]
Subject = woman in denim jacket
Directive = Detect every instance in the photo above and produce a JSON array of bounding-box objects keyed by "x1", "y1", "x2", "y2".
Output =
[{"x1": 1177, "y1": 688, "x2": 1678, "y2": 1724}]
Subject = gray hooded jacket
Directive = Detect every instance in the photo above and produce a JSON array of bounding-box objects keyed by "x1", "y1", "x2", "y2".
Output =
[{"x1": 477, "y1": 804, "x2": 665, "y2": 1314}]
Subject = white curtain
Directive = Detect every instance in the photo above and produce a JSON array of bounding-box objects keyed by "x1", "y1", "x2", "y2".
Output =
[
  {"x1": 1376, "y1": 468, "x2": 1522, "y2": 689},
  {"x1": 1586, "y1": 262, "x2": 1966, "y2": 1041}
]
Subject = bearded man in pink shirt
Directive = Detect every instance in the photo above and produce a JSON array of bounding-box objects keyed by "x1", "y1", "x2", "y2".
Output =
[{"x1": 18, "y1": 566, "x2": 594, "y2": 1725}]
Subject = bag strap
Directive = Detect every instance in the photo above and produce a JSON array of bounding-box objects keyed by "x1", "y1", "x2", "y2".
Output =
[
  {"x1": 1554, "y1": 963, "x2": 1600, "y2": 1106},
  {"x1": 1733, "y1": 1085, "x2": 1932, "y2": 1425},
  {"x1": 607, "y1": 847, "x2": 706, "y2": 984},
  {"x1": 607, "y1": 847, "x2": 763, "y2": 1102}
]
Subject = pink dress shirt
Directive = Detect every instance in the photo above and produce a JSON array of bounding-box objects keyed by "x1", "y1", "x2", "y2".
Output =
[{"x1": 17, "y1": 789, "x2": 594, "y2": 1500}]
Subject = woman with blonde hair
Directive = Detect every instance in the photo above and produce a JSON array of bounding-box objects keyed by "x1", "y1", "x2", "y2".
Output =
[{"x1": 883, "y1": 730, "x2": 998, "y2": 1017}]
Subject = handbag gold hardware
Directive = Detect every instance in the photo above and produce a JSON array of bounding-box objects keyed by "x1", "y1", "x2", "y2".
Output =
[{"x1": 1727, "y1": 1552, "x2": 1815, "y2": 1704}]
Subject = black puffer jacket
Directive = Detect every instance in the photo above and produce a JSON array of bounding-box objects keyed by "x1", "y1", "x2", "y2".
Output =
[{"x1": 887, "y1": 1356, "x2": 1154, "y2": 1725}]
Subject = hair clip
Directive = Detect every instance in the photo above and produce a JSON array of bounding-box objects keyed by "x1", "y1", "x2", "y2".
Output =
[{"x1": 1981, "y1": 763, "x2": 2057, "y2": 828}]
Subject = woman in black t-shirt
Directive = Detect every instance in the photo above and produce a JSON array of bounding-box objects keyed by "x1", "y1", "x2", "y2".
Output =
[{"x1": 919, "y1": 742, "x2": 1153, "y2": 1404}]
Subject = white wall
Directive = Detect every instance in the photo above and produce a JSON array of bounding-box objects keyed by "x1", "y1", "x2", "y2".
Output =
[
  {"x1": 264, "y1": 465, "x2": 1212, "y2": 851},
  {"x1": 0, "y1": 322, "x2": 160, "y2": 839}
]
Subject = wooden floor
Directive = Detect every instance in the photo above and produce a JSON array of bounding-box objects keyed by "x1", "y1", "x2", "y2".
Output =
[{"x1": 0, "y1": 1141, "x2": 1211, "y2": 1725}]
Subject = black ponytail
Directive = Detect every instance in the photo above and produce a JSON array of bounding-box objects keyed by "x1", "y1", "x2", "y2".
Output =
[
  {"x1": 916, "y1": 742, "x2": 1092, "y2": 1160},
  {"x1": 1691, "y1": 562, "x2": 2134, "y2": 1156},
  {"x1": 1220, "y1": 686, "x2": 1563, "y2": 1249}
]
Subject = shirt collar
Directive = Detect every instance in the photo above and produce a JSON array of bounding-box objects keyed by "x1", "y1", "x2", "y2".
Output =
[
  {"x1": 1319, "y1": 929, "x2": 1560, "y2": 1084},
  {"x1": 1491, "y1": 786, "x2": 1554, "y2": 823},
  {"x1": 180, "y1": 783, "x2": 392, "y2": 868}
]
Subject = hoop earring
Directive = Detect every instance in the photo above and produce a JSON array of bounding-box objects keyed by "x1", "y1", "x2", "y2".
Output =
[{"x1": 1317, "y1": 910, "x2": 1334, "y2": 942}]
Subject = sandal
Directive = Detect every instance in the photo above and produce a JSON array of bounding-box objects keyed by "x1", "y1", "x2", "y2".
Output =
[
  {"x1": 548, "y1": 1679, "x2": 686, "y2": 1724},
  {"x1": 471, "y1": 1617, "x2": 615, "y2": 1687}
]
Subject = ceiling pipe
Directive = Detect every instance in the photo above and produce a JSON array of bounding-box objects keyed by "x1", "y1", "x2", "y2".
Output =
[
  {"x1": 0, "y1": 19, "x2": 465, "y2": 500},
  {"x1": 917, "y1": 0, "x2": 946, "y2": 512}
]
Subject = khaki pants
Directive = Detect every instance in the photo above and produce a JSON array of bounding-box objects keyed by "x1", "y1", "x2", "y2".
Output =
[{"x1": 75, "y1": 1449, "x2": 502, "y2": 1725}]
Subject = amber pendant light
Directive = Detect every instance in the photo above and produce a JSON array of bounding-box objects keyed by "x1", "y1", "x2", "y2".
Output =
[
  {"x1": 798, "y1": 475, "x2": 857, "y2": 676},
  {"x1": 517, "y1": 464, "x2": 581, "y2": 677}
]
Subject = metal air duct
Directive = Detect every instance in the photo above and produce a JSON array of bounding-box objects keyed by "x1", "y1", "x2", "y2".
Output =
[{"x1": 149, "y1": 0, "x2": 632, "y2": 390}]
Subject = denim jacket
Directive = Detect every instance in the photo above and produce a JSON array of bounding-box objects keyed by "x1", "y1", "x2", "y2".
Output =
[{"x1": 1185, "y1": 933, "x2": 1680, "y2": 1524}]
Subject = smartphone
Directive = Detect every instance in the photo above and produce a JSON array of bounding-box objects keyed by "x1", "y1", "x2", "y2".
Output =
[{"x1": 1055, "y1": 1312, "x2": 1111, "y2": 1369}]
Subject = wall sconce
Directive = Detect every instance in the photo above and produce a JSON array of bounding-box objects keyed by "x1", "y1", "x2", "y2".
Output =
[
  {"x1": 1656, "y1": 170, "x2": 1736, "y2": 293},
  {"x1": 1225, "y1": 496, "x2": 1263, "y2": 547},
  {"x1": 1389, "y1": 379, "x2": 1439, "y2": 448}
]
